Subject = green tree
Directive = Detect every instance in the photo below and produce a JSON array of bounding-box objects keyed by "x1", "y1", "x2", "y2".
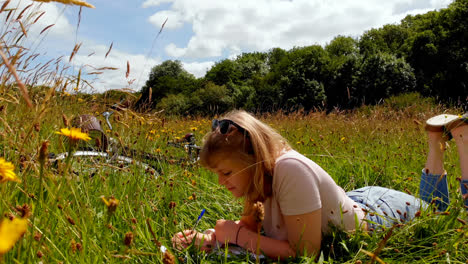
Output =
[
  {"x1": 404, "y1": 0, "x2": 468, "y2": 104},
  {"x1": 353, "y1": 53, "x2": 416, "y2": 105},
  {"x1": 205, "y1": 59, "x2": 241, "y2": 86},
  {"x1": 272, "y1": 45, "x2": 328, "y2": 111},
  {"x1": 359, "y1": 25, "x2": 411, "y2": 58},
  {"x1": 136, "y1": 60, "x2": 197, "y2": 109},
  {"x1": 190, "y1": 81, "x2": 233, "y2": 114},
  {"x1": 155, "y1": 93, "x2": 190, "y2": 115},
  {"x1": 324, "y1": 36, "x2": 361, "y2": 109}
]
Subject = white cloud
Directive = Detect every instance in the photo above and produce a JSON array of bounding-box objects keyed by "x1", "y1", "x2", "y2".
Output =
[
  {"x1": 146, "y1": 0, "x2": 451, "y2": 59},
  {"x1": 165, "y1": 43, "x2": 187, "y2": 57},
  {"x1": 182, "y1": 61, "x2": 215, "y2": 78},
  {"x1": 142, "y1": 0, "x2": 174, "y2": 8},
  {"x1": 148, "y1": 9, "x2": 184, "y2": 30},
  {"x1": 0, "y1": 0, "x2": 74, "y2": 45},
  {"x1": 72, "y1": 42, "x2": 161, "y2": 93}
]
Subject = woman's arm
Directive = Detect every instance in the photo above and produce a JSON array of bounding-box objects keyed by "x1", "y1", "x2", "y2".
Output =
[
  {"x1": 215, "y1": 209, "x2": 321, "y2": 259},
  {"x1": 239, "y1": 214, "x2": 258, "y2": 232},
  {"x1": 215, "y1": 219, "x2": 295, "y2": 259},
  {"x1": 283, "y1": 208, "x2": 322, "y2": 257}
]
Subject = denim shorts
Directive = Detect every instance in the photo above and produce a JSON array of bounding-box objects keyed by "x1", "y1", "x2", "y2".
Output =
[{"x1": 347, "y1": 186, "x2": 428, "y2": 230}]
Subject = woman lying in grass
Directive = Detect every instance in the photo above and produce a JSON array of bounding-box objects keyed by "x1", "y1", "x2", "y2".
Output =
[{"x1": 172, "y1": 111, "x2": 468, "y2": 259}]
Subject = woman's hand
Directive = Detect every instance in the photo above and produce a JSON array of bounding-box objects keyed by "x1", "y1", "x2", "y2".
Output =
[
  {"x1": 172, "y1": 229, "x2": 216, "y2": 252},
  {"x1": 214, "y1": 219, "x2": 241, "y2": 244}
]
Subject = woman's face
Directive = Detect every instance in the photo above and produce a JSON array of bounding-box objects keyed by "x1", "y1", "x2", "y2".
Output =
[{"x1": 211, "y1": 157, "x2": 253, "y2": 198}]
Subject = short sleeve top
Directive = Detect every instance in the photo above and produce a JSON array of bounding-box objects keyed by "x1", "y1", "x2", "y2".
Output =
[{"x1": 263, "y1": 150, "x2": 365, "y2": 240}]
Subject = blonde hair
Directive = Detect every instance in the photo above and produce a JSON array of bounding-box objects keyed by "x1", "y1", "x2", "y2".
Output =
[{"x1": 200, "y1": 110, "x2": 290, "y2": 214}]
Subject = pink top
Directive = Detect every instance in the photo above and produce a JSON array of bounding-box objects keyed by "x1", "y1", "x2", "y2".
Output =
[{"x1": 263, "y1": 150, "x2": 365, "y2": 240}]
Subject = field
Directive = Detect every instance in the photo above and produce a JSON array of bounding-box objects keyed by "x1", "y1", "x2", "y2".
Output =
[
  {"x1": 0, "y1": 1, "x2": 467, "y2": 263},
  {"x1": 0, "y1": 92, "x2": 467, "y2": 263}
]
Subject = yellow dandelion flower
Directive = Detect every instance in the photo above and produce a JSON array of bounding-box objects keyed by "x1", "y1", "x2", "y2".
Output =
[
  {"x1": 77, "y1": 98, "x2": 84, "y2": 102},
  {"x1": 0, "y1": 218, "x2": 28, "y2": 255},
  {"x1": 340, "y1": 137, "x2": 346, "y2": 141},
  {"x1": 191, "y1": 127, "x2": 197, "y2": 131},
  {"x1": 55, "y1": 127, "x2": 91, "y2": 142},
  {"x1": 156, "y1": 148, "x2": 161, "y2": 153},
  {"x1": 188, "y1": 196, "x2": 193, "y2": 200},
  {"x1": 32, "y1": 0, "x2": 95, "y2": 8},
  {"x1": 0, "y1": 158, "x2": 20, "y2": 183}
]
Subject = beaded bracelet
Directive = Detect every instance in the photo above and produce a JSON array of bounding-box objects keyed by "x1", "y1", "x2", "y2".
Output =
[{"x1": 235, "y1": 225, "x2": 244, "y2": 245}]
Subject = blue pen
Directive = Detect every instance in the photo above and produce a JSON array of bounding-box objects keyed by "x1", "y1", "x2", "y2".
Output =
[{"x1": 192, "y1": 209, "x2": 206, "y2": 233}]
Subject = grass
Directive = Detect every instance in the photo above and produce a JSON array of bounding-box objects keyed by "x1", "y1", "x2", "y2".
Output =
[
  {"x1": 0, "y1": 92, "x2": 467, "y2": 263},
  {"x1": 0, "y1": 2, "x2": 467, "y2": 263}
]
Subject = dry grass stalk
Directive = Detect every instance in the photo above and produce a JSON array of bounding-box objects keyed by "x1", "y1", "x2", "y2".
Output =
[
  {"x1": 40, "y1": 24, "x2": 54, "y2": 34},
  {"x1": 368, "y1": 226, "x2": 394, "y2": 264},
  {"x1": 146, "y1": 218, "x2": 162, "y2": 247},
  {"x1": 159, "y1": 18, "x2": 168, "y2": 34},
  {"x1": 105, "y1": 42, "x2": 113, "y2": 58},
  {"x1": 32, "y1": 0, "x2": 95, "y2": 9},
  {"x1": 17, "y1": 3, "x2": 33, "y2": 20},
  {"x1": 252, "y1": 201, "x2": 264, "y2": 263},
  {"x1": 5, "y1": 9, "x2": 13, "y2": 21},
  {"x1": 0, "y1": 0, "x2": 11, "y2": 13},
  {"x1": 18, "y1": 21, "x2": 28, "y2": 37},
  {"x1": 0, "y1": 49, "x2": 33, "y2": 108},
  {"x1": 33, "y1": 11, "x2": 45, "y2": 24},
  {"x1": 126, "y1": 61, "x2": 130, "y2": 78},
  {"x1": 77, "y1": 6, "x2": 82, "y2": 32},
  {"x1": 69, "y1": 42, "x2": 82, "y2": 62},
  {"x1": 96, "y1": 67, "x2": 118, "y2": 70}
]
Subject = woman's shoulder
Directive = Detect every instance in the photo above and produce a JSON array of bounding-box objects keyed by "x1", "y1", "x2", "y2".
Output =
[
  {"x1": 275, "y1": 149, "x2": 313, "y2": 165},
  {"x1": 274, "y1": 149, "x2": 330, "y2": 180}
]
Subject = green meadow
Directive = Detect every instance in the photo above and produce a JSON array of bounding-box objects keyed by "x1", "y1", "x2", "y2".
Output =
[
  {"x1": 0, "y1": 0, "x2": 467, "y2": 263},
  {"x1": 0, "y1": 92, "x2": 467, "y2": 263}
]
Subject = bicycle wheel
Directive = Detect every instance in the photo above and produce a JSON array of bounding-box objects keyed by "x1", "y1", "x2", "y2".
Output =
[{"x1": 49, "y1": 151, "x2": 159, "y2": 178}]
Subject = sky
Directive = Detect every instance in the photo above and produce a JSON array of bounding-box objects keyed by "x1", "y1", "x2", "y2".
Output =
[{"x1": 3, "y1": 0, "x2": 452, "y2": 93}]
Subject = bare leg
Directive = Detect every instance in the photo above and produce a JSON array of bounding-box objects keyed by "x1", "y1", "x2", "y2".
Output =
[
  {"x1": 451, "y1": 125, "x2": 468, "y2": 180},
  {"x1": 420, "y1": 131, "x2": 449, "y2": 210},
  {"x1": 424, "y1": 131, "x2": 446, "y2": 175},
  {"x1": 451, "y1": 124, "x2": 468, "y2": 208}
]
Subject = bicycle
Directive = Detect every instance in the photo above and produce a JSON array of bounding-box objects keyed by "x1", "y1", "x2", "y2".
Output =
[{"x1": 49, "y1": 106, "x2": 202, "y2": 178}]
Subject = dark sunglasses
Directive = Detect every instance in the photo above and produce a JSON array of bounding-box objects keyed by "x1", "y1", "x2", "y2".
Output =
[{"x1": 212, "y1": 119, "x2": 248, "y2": 137}]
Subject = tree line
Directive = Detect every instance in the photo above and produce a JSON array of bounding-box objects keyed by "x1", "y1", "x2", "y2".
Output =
[{"x1": 135, "y1": 0, "x2": 467, "y2": 114}]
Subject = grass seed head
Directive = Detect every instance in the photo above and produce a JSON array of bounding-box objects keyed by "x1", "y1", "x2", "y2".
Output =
[
  {"x1": 32, "y1": 0, "x2": 95, "y2": 8},
  {"x1": 62, "y1": 114, "x2": 69, "y2": 127},
  {"x1": 66, "y1": 216, "x2": 75, "y2": 225},
  {"x1": 162, "y1": 250, "x2": 176, "y2": 264},
  {"x1": 38, "y1": 141, "x2": 49, "y2": 165},
  {"x1": 124, "y1": 231, "x2": 134, "y2": 246},
  {"x1": 168, "y1": 201, "x2": 176, "y2": 209},
  {"x1": 253, "y1": 201, "x2": 264, "y2": 224},
  {"x1": 15, "y1": 204, "x2": 31, "y2": 218}
]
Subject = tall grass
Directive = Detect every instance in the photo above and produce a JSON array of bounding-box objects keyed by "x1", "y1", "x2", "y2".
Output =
[{"x1": 0, "y1": 1, "x2": 466, "y2": 263}]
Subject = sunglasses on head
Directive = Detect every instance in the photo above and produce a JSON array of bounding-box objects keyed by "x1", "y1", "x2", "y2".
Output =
[{"x1": 212, "y1": 119, "x2": 248, "y2": 136}]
